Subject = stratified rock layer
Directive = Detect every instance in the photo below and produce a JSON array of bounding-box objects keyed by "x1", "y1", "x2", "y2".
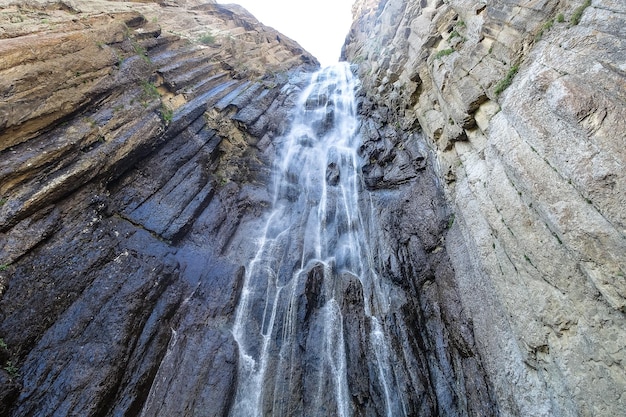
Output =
[
  {"x1": 0, "y1": 1, "x2": 316, "y2": 415},
  {"x1": 1, "y1": 0, "x2": 624, "y2": 415},
  {"x1": 344, "y1": 0, "x2": 625, "y2": 416}
]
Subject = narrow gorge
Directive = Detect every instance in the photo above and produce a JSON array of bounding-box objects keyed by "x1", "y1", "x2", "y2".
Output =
[{"x1": 0, "y1": 1, "x2": 624, "y2": 416}]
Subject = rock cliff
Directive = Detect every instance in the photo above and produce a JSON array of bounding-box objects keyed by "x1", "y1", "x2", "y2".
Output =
[
  {"x1": 1, "y1": 0, "x2": 624, "y2": 416},
  {"x1": 0, "y1": 0, "x2": 316, "y2": 414},
  {"x1": 343, "y1": 0, "x2": 625, "y2": 415}
]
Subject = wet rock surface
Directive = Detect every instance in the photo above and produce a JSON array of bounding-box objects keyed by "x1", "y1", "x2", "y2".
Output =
[
  {"x1": 0, "y1": 1, "x2": 315, "y2": 415},
  {"x1": 225, "y1": 63, "x2": 499, "y2": 417},
  {"x1": 2, "y1": 0, "x2": 623, "y2": 416},
  {"x1": 354, "y1": 96, "x2": 499, "y2": 416}
]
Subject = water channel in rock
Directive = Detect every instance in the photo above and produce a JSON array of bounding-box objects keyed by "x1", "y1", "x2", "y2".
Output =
[{"x1": 231, "y1": 63, "x2": 408, "y2": 416}]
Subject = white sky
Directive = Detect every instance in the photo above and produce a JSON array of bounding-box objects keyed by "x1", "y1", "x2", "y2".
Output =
[{"x1": 216, "y1": 0, "x2": 355, "y2": 67}]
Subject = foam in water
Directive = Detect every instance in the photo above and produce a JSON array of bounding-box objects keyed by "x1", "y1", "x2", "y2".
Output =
[{"x1": 231, "y1": 63, "x2": 402, "y2": 416}]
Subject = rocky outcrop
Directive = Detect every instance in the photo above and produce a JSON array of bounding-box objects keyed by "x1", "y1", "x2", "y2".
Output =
[
  {"x1": 0, "y1": 1, "x2": 316, "y2": 415},
  {"x1": 344, "y1": 0, "x2": 625, "y2": 415},
  {"x1": 2, "y1": 0, "x2": 624, "y2": 415}
]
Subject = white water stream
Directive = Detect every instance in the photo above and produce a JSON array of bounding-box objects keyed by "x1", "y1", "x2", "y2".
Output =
[{"x1": 231, "y1": 63, "x2": 402, "y2": 416}]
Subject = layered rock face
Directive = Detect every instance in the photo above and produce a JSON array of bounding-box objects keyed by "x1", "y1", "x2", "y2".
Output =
[
  {"x1": 1, "y1": 0, "x2": 624, "y2": 416},
  {"x1": 0, "y1": 1, "x2": 317, "y2": 415},
  {"x1": 343, "y1": 0, "x2": 625, "y2": 416}
]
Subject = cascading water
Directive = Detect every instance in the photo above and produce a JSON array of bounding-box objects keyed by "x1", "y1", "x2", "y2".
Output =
[{"x1": 231, "y1": 63, "x2": 406, "y2": 416}]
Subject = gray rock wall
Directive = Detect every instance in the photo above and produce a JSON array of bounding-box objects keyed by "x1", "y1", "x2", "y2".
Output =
[{"x1": 344, "y1": 0, "x2": 626, "y2": 415}]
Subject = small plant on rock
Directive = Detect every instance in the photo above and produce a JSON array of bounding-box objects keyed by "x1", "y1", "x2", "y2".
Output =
[
  {"x1": 447, "y1": 214, "x2": 455, "y2": 229},
  {"x1": 494, "y1": 64, "x2": 519, "y2": 96},
  {"x1": 161, "y1": 106, "x2": 173, "y2": 124},
  {"x1": 535, "y1": 19, "x2": 554, "y2": 41},
  {"x1": 141, "y1": 80, "x2": 160, "y2": 100},
  {"x1": 570, "y1": 0, "x2": 591, "y2": 26},
  {"x1": 114, "y1": 51, "x2": 124, "y2": 68},
  {"x1": 4, "y1": 361, "x2": 18, "y2": 378},
  {"x1": 132, "y1": 41, "x2": 151, "y2": 63},
  {"x1": 434, "y1": 48, "x2": 455, "y2": 60},
  {"x1": 198, "y1": 32, "x2": 216, "y2": 45}
]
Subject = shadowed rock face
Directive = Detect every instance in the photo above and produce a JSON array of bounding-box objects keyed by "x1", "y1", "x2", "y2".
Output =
[
  {"x1": 353, "y1": 95, "x2": 499, "y2": 417},
  {"x1": 0, "y1": 1, "x2": 316, "y2": 415}
]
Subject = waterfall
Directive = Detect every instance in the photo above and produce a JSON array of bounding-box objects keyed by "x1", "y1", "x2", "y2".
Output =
[{"x1": 231, "y1": 63, "x2": 404, "y2": 416}]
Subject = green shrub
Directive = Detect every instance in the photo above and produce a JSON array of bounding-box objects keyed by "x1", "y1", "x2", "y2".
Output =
[
  {"x1": 135, "y1": 44, "x2": 151, "y2": 63},
  {"x1": 543, "y1": 19, "x2": 554, "y2": 31},
  {"x1": 570, "y1": 0, "x2": 591, "y2": 26},
  {"x1": 434, "y1": 48, "x2": 455, "y2": 60},
  {"x1": 140, "y1": 80, "x2": 160, "y2": 100},
  {"x1": 4, "y1": 361, "x2": 18, "y2": 378},
  {"x1": 447, "y1": 214, "x2": 455, "y2": 229},
  {"x1": 198, "y1": 32, "x2": 216, "y2": 45},
  {"x1": 114, "y1": 51, "x2": 124, "y2": 68},
  {"x1": 494, "y1": 64, "x2": 519, "y2": 96},
  {"x1": 556, "y1": 13, "x2": 565, "y2": 23},
  {"x1": 161, "y1": 106, "x2": 173, "y2": 124},
  {"x1": 535, "y1": 19, "x2": 554, "y2": 41}
]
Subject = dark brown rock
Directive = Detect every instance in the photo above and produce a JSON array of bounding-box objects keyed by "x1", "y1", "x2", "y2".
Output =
[{"x1": 0, "y1": 1, "x2": 316, "y2": 416}]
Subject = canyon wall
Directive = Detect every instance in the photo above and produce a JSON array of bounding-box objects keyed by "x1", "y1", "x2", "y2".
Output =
[
  {"x1": 343, "y1": 0, "x2": 625, "y2": 415},
  {"x1": 0, "y1": 1, "x2": 317, "y2": 414},
  {"x1": 0, "y1": 0, "x2": 624, "y2": 416}
]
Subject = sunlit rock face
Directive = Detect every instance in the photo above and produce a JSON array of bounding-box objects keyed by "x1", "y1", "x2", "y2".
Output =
[{"x1": 344, "y1": 0, "x2": 626, "y2": 415}]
